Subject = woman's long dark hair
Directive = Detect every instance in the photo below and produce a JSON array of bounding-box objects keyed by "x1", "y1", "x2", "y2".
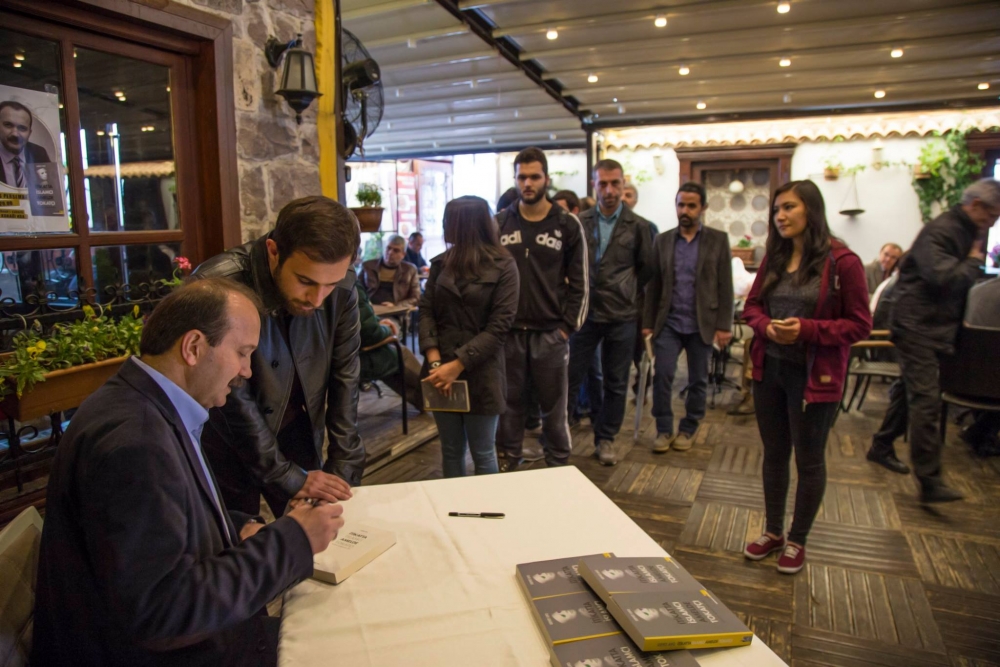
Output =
[
  {"x1": 442, "y1": 195, "x2": 509, "y2": 278},
  {"x1": 760, "y1": 180, "x2": 833, "y2": 301}
]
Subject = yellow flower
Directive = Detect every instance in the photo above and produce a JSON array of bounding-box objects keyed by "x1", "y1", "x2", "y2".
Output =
[
  {"x1": 27, "y1": 346, "x2": 38, "y2": 357},
  {"x1": 92, "y1": 326, "x2": 100, "y2": 333},
  {"x1": 133, "y1": 305, "x2": 140, "y2": 318},
  {"x1": 35, "y1": 340, "x2": 46, "y2": 352},
  {"x1": 83, "y1": 305, "x2": 96, "y2": 319}
]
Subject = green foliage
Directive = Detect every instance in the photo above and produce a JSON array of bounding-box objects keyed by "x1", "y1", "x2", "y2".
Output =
[
  {"x1": 0, "y1": 305, "x2": 144, "y2": 399},
  {"x1": 822, "y1": 155, "x2": 843, "y2": 171},
  {"x1": 361, "y1": 231, "x2": 385, "y2": 262},
  {"x1": 356, "y1": 183, "x2": 383, "y2": 207},
  {"x1": 736, "y1": 235, "x2": 754, "y2": 249},
  {"x1": 547, "y1": 169, "x2": 580, "y2": 193},
  {"x1": 619, "y1": 160, "x2": 652, "y2": 186},
  {"x1": 912, "y1": 130, "x2": 985, "y2": 223}
]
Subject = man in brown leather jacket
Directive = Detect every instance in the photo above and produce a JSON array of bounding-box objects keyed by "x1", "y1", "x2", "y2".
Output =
[{"x1": 195, "y1": 196, "x2": 364, "y2": 517}]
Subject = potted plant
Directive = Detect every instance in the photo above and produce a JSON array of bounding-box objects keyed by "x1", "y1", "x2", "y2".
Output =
[
  {"x1": 822, "y1": 156, "x2": 843, "y2": 181},
  {"x1": 351, "y1": 183, "x2": 384, "y2": 233},
  {"x1": 912, "y1": 130, "x2": 985, "y2": 223},
  {"x1": 731, "y1": 235, "x2": 756, "y2": 266},
  {"x1": 0, "y1": 305, "x2": 144, "y2": 422}
]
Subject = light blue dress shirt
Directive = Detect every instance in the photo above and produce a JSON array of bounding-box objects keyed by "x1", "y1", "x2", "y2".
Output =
[
  {"x1": 596, "y1": 202, "x2": 624, "y2": 263},
  {"x1": 132, "y1": 356, "x2": 231, "y2": 543}
]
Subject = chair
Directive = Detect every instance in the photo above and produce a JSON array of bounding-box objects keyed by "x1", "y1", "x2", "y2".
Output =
[
  {"x1": 361, "y1": 335, "x2": 408, "y2": 435},
  {"x1": 939, "y1": 325, "x2": 1000, "y2": 440},
  {"x1": 841, "y1": 330, "x2": 900, "y2": 412},
  {"x1": 0, "y1": 506, "x2": 43, "y2": 667}
]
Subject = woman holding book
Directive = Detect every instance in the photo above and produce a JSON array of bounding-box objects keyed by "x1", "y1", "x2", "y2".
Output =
[
  {"x1": 419, "y1": 196, "x2": 519, "y2": 477},
  {"x1": 741, "y1": 180, "x2": 871, "y2": 574}
]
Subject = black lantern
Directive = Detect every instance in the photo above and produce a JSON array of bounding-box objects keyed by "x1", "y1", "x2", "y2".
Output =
[{"x1": 265, "y1": 34, "x2": 322, "y2": 124}]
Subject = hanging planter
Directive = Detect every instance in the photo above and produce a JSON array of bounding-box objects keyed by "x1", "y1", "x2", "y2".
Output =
[
  {"x1": 823, "y1": 166, "x2": 841, "y2": 181},
  {"x1": 352, "y1": 183, "x2": 384, "y2": 233}
]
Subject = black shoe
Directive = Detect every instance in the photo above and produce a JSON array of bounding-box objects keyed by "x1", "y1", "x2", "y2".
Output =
[
  {"x1": 919, "y1": 479, "x2": 964, "y2": 504},
  {"x1": 866, "y1": 447, "x2": 910, "y2": 474},
  {"x1": 497, "y1": 455, "x2": 522, "y2": 473}
]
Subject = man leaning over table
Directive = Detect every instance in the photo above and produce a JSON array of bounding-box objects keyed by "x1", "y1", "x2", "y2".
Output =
[
  {"x1": 195, "y1": 196, "x2": 364, "y2": 518},
  {"x1": 33, "y1": 279, "x2": 343, "y2": 667}
]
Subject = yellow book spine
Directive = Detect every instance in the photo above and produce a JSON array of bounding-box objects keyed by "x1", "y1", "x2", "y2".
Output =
[{"x1": 641, "y1": 631, "x2": 753, "y2": 651}]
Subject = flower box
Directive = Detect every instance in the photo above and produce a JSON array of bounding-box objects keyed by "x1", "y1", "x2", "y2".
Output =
[
  {"x1": 731, "y1": 247, "x2": 755, "y2": 266},
  {"x1": 0, "y1": 356, "x2": 129, "y2": 422}
]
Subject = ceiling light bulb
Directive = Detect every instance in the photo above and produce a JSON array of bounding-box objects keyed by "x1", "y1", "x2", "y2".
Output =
[
  {"x1": 783, "y1": 93, "x2": 792, "y2": 103},
  {"x1": 617, "y1": 105, "x2": 626, "y2": 114},
  {"x1": 978, "y1": 82, "x2": 990, "y2": 90},
  {"x1": 612, "y1": 97, "x2": 618, "y2": 102},
  {"x1": 14, "y1": 54, "x2": 24, "y2": 61},
  {"x1": 118, "y1": 96, "x2": 126, "y2": 102},
  {"x1": 588, "y1": 73, "x2": 599, "y2": 83},
  {"x1": 678, "y1": 65, "x2": 690, "y2": 76},
  {"x1": 546, "y1": 29, "x2": 559, "y2": 40},
  {"x1": 777, "y1": 2, "x2": 790, "y2": 13},
  {"x1": 696, "y1": 101, "x2": 707, "y2": 110},
  {"x1": 654, "y1": 15, "x2": 667, "y2": 28},
  {"x1": 874, "y1": 89, "x2": 886, "y2": 98},
  {"x1": 12, "y1": 62, "x2": 21, "y2": 68},
  {"x1": 114, "y1": 91, "x2": 124, "y2": 97},
  {"x1": 96, "y1": 130, "x2": 105, "y2": 136},
  {"x1": 890, "y1": 48, "x2": 904, "y2": 58},
  {"x1": 549, "y1": 133, "x2": 557, "y2": 140},
  {"x1": 779, "y1": 58, "x2": 791, "y2": 67}
]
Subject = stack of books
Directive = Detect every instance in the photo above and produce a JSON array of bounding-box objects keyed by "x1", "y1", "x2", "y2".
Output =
[{"x1": 517, "y1": 554, "x2": 752, "y2": 666}]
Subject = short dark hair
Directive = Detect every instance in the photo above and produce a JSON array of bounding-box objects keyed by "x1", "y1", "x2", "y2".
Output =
[
  {"x1": 140, "y1": 278, "x2": 263, "y2": 356},
  {"x1": 676, "y1": 181, "x2": 706, "y2": 207},
  {"x1": 0, "y1": 101, "x2": 33, "y2": 128},
  {"x1": 593, "y1": 159, "x2": 624, "y2": 177},
  {"x1": 496, "y1": 187, "x2": 519, "y2": 212},
  {"x1": 408, "y1": 232, "x2": 423, "y2": 242},
  {"x1": 514, "y1": 146, "x2": 548, "y2": 175},
  {"x1": 271, "y1": 196, "x2": 360, "y2": 266},
  {"x1": 552, "y1": 189, "x2": 580, "y2": 211}
]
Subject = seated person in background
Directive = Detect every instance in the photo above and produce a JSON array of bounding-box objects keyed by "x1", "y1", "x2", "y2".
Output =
[
  {"x1": 356, "y1": 280, "x2": 423, "y2": 410},
  {"x1": 405, "y1": 231, "x2": 429, "y2": 275},
  {"x1": 960, "y1": 277, "x2": 1000, "y2": 456},
  {"x1": 32, "y1": 279, "x2": 343, "y2": 667},
  {"x1": 361, "y1": 234, "x2": 420, "y2": 308},
  {"x1": 865, "y1": 242, "x2": 903, "y2": 295}
]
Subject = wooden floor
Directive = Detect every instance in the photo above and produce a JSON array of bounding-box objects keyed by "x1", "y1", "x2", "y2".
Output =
[{"x1": 364, "y1": 350, "x2": 1000, "y2": 667}]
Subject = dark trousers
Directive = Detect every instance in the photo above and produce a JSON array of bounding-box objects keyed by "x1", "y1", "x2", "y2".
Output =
[
  {"x1": 568, "y1": 318, "x2": 637, "y2": 443},
  {"x1": 895, "y1": 335, "x2": 944, "y2": 480},
  {"x1": 753, "y1": 357, "x2": 838, "y2": 545},
  {"x1": 576, "y1": 345, "x2": 604, "y2": 419},
  {"x1": 871, "y1": 379, "x2": 907, "y2": 456},
  {"x1": 208, "y1": 412, "x2": 318, "y2": 519},
  {"x1": 652, "y1": 326, "x2": 713, "y2": 436},
  {"x1": 496, "y1": 330, "x2": 572, "y2": 466}
]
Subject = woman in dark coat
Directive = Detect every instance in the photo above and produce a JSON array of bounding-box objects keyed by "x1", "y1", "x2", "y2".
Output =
[{"x1": 419, "y1": 196, "x2": 519, "y2": 477}]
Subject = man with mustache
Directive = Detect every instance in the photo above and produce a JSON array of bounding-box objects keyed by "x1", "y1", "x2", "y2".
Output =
[
  {"x1": 0, "y1": 100, "x2": 51, "y2": 188},
  {"x1": 642, "y1": 182, "x2": 734, "y2": 453},
  {"x1": 495, "y1": 147, "x2": 589, "y2": 472},
  {"x1": 33, "y1": 279, "x2": 344, "y2": 666},
  {"x1": 195, "y1": 196, "x2": 363, "y2": 517}
]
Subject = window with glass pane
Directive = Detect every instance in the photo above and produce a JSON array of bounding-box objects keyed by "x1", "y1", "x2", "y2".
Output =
[
  {"x1": 75, "y1": 48, "x2": 177, "y2": 233},
  {"x1": 0, "y1": 29, "x2": 73, "y2": 234},
  {"x1": 0, "y1": 248, "x2": 79, "y2": 312},
  {"x1": 91, "y1": 243, "x2": 181, "y2": 302}
]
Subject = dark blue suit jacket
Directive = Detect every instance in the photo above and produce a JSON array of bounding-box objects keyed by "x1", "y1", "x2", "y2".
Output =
[{"x1": 32, "y1": 358, "x2": 314, "y2": 666}]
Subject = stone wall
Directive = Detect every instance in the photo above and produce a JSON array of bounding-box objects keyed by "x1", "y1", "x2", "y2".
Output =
[{"x1": 174, "y1": 0, "x2": 322, "y2": 242}]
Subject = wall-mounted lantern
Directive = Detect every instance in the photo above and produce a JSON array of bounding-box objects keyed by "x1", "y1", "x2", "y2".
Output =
[{"x1": 264, "y1": 33, "x2": 321, "y2": 124}]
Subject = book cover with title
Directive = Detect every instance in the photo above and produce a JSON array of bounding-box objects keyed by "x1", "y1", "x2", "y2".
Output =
[
  {"x1": 517, "y1": 553, "x2": 615, "y2": 601},
  {"x1": 577, "y1": 555, "x2": 701, "y2": 597},
  {"x1": 531, "y1": 591, "x2": 620, "y2": 645},
  {"x1": 312, "y1": 524, "x2": 396, "y2": 585},
  {"x1": 550, "y1": 633, "x2": 701, "y2": 667},
  {"x1": 609, "y1": 588, "x2": 752, "y2": 652}
]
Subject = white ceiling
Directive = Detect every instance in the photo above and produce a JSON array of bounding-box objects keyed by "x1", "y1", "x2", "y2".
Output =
[{"x1": 342, "y1": 0, "x2": 1000, "y2": 159}]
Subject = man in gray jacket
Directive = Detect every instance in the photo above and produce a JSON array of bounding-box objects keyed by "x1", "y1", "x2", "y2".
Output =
[
  {"x1": 643, "y1": 182, "x2": 734, "y2": 452},
  {"x1": 195, "y1": 196, "x2": 364, "y2": 517}
]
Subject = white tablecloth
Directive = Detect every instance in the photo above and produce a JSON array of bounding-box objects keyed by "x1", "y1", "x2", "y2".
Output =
[{"x1": 279, "y1": 466, "x2": 787, "y2": 666}]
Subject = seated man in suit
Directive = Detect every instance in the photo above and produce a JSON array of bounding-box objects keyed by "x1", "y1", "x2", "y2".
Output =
[{"x1": 32, "y1": 278, "x2": 345, "y2": 667}]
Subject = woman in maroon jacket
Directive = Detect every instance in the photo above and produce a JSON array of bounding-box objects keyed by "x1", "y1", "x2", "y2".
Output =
[{"x1": 742, "y1": 180, "x2": 872, "y2": 574}]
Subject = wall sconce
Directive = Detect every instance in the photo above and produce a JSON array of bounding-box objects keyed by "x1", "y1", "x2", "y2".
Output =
[{"x1": 265, "y1": 33, "x2": 322, "y2": 124}]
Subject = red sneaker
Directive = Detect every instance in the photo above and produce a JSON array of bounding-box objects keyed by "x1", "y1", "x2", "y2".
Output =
[
  {"x1": 743, "y1": 533, "x2": 785, "y2": 561},
  {"x1": 777, "y1": 543, "x2": 806, "y2": 574}
]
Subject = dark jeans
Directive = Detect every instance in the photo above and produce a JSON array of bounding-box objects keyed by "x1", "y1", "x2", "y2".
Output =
[
  {"x1": 576, "y1": 345, "x2": 604, "y2": 419},
  {"x1": 497, "y1": 329, "x2": 572, "y2": 466},
  {"x1": 652, "y1": 326, "x2": 713, "y2": 436},
  {"x1": 434, "y1": 412, "x2": 499, "y2": 478},
  {"x1": 753, "y1": 357, "x2": 838, "y2": 545},
  {"x1": 871, "y1": 379, "x2": 907, "y2": 457},
  {"x1": 568, "y1": 318, "x2": 637, "y2": 443},
  {"x1": 895, "y1": 335, "x2": 945, "y2": 480}
]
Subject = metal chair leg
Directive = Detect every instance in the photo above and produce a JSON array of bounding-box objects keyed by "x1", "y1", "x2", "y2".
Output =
[
  {"x1": 394, "y1": 340, "x2": 408, "y2": 435},
  {"x1": 856, "y1": 376, "x2": 874, "y2": 411}
]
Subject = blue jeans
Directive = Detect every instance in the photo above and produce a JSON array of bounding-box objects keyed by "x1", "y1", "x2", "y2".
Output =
[
  {"x1": 652, "y1": 326, "x2": 713, "y2": 436},
  {"x1": 433, "y1": 412, "x2": 500, "y2": 478},
  {"x1": 568, "y1": 318, "x2": 637, "y2": 443},
  {"x1": 576, "y1": 344, "x2": 603, "y2": 418}
]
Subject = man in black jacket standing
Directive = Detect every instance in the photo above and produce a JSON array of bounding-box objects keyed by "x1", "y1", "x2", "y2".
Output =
[
  {"x1": 195, "y1": 196, "x2": 363, "y2": 517},
  {"x1": 891, "y1": 178, "x2": 999, "y2": 502},
  {"x1": 570, "y1": 159, "x2": 655, "y2": 465},
  {"x1": 495, "y1": 147, "x2": 589, "y2": 471},
  {"x1": 642, "y1": 182, "x2": 734, "y2": 453}
]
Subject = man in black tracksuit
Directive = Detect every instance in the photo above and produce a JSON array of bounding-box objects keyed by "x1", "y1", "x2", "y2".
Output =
[
  {"x1": 570, "y1": 159, "x2": 655, "y2": 466},
  {"x1": 889, "y1": 178, "x2": 999, "y2": 503},
  {"x1": 495, "y1": 147, "x2": 589, "y2": 471}
]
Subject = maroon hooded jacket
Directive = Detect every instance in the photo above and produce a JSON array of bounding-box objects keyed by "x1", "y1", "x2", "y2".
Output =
[{"x1": 743, "y1": 240, "x2": 873, "y2": 403}]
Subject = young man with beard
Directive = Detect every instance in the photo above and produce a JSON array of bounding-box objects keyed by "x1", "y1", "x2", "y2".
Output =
[
  {"x1": 642, "y1": 182, "x2": 734, "y2": 453},
  {"x1": 495, "y1": 147, "x2": 589, "y2": 471},
  {"x1": 194, "y1": 196, "x2": 363, "y2": 517}
]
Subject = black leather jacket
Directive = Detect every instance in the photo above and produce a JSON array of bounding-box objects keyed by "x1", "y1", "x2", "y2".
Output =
[
  {"x1": 578, "y1": 205, "x2": 656, "y2": 323},
  {"x1": 194, "y1": 234, "x2": 364, "y2": 494}
]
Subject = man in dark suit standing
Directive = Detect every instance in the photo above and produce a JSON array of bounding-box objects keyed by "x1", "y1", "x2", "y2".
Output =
[
  {"x1": 642, "y1": 182, "x2": 734, "y2": 453},
  {"x1": 0, "y1": 101, "x2": 51, "y2": 188},
  {"x1": 33, "y1": 279, "x2": 345, "y2": 667}
]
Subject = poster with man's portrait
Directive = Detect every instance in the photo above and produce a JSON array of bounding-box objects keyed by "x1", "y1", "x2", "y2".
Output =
[{"x1": 0, "y1": 84, "x2": 68, "y2": 234}]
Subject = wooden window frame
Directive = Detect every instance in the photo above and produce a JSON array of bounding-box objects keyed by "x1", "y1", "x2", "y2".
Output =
[{"x1": 0, "y1": 0, "x2": 239, "y2": 295}]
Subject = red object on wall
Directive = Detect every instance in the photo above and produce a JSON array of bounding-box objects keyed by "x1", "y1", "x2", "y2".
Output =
[{"x1": 396, "y1": 172, "x2": 416, "y2": 236}]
